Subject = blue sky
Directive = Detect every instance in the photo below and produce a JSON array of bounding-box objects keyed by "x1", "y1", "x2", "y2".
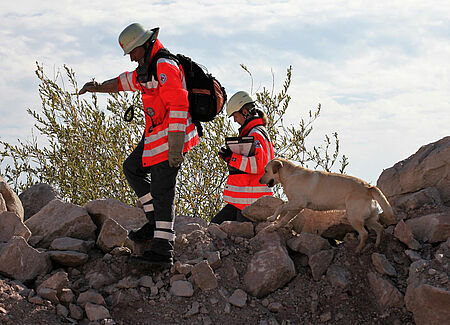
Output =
[{"x1": 1, "y1": 0, "x2": 449, "y2": 184}]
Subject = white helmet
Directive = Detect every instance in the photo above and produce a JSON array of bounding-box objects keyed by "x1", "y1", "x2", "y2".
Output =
[
  {"x1": 226, "y1": 91, "x2": 255, "y2": 117},
  {"x1": 118, "y1": 23, "x2": 158, "y2": 55}
]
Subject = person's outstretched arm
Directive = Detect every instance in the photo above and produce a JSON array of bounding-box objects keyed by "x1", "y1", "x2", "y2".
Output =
[{"x1": 78, "y1": 78, "x2": 119, "y2": 94}]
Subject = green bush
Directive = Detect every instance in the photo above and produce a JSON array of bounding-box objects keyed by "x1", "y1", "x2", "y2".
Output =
[{"x1": 0, "y1": 63, "x2": 348, "y2": 221}]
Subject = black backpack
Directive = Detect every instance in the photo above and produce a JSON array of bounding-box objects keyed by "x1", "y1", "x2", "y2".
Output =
[{"x1": 144, "y1": 48, "x2": 227, "y2": 136}]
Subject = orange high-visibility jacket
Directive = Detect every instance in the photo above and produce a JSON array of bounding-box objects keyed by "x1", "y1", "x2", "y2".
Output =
[
  {"x1": 223, "y1": 118, "x2": 274, "y2": 210},
  {"x1": 117, "y1": 40, "x2": 199, "y2": 167}
]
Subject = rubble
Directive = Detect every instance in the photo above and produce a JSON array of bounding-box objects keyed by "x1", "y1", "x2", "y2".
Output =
[{"x1": 0, "y1": 137, "x2": 449, "y2": 324}]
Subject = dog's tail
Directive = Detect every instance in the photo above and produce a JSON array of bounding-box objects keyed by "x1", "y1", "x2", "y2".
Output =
[{"x1": 369, "y1": 186, "x2": 396, "y2": 225}]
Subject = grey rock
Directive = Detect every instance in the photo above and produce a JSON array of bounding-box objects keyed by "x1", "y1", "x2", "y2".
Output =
[
  {"x1": 309, "y1": 249, "x2": 334, "y2": 281},
  {"x1": 0, "y1": 236, "x2": 52, "y2": 282},
  {"x1": 406, "y1": 212, "x2": 450, "y2": 243},
  {"x1": 84, "y1": 198, "x2": 147, "y2": 231},
  {"x1": 229, "y1": 289, "x2": 247, "y2": 307},
  {"x1": 372, "y1": 253, "x2": 397, "y2": 276},
  {"x1": 244, "y1": 244, "x2": 295, "y2": 297},
  {"x1": 287, "y1": 232, "x2": 331, "y2": 257},
  {"x1": 0, "y1": 176, "x2": 24, "y2": 221},
  {"x1": 49, "y1": 237, "x2": 89, "y2": 253},
  {"x1": 241, "y1": 196, "x2": 284, "y2": 222},
  {"x1": 19, "y1": 183, "x2": 60, "y2": 220},
  {"x1": 25, "y1": 199, "x2": 96, "y2": 248},
  {"x1": 377, "y1": 136, "x2": 450, "y2": 206},
  {"x1": 170, "y1": 280, "x2": 194, "y2": 297},
  {"x1": 367, "y1": 272, "x2": 404, "y2": 310},
  {"x1": 219, "y1": 221, "x2": 254, "y2": 238},
  {"x1": 192, "y1": 261, "x2": 217, "y2": 291},
  {"x1": 47, "y1": 250, "x2": 89, "y2": 267},
  {"x1": 84, "y1": 302, "x2": 110, "y2": 321},
  {"x1": 96, "y1": 218, "x2": 128, "y2": 253},
  {"x1": 0, "y1": 211, "x2": 31, "y2": 242}
]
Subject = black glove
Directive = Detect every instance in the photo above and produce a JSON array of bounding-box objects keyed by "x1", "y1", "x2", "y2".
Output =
[{"x1": 218, "y1": 146, "x2": 233, "y2": 162}]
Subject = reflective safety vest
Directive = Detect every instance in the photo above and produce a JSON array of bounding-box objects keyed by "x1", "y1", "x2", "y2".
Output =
[
  {"x1": 117, "y1": 40, "x2": 199, "y2": 167},
  {"x1": 223, "y1": 118, "x2": 274, "y2": 210}
]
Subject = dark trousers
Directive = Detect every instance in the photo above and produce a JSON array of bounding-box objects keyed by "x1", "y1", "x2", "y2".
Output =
[
  {"x1": 123, "y1": 136, "x2": 179, "y2": 255},
  {"x1": 210, "y1": 203, "x2": 251, "y2": 224}
]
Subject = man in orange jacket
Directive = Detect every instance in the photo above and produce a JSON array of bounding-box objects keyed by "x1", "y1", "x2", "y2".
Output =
[{"x1": 79, "y1": 23, "x2": 199, "y2": 267}]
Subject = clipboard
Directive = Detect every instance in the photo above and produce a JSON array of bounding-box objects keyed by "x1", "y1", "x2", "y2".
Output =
[{"x1": 225, "y1": 136, "x2": 255, "y2": 156}]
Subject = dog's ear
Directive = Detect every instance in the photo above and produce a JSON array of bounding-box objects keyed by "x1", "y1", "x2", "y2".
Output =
[{"x1": 272, "y1": 159, "x2": 283, "y2": 174}]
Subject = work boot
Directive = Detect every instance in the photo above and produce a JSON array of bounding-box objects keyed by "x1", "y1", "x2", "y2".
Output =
[
  {"x1": 129, "y1": 251, "x2": 173, "y2": 268},
  {"x1": 128, "y1": 222, "x2": 155, "y2": 243}
]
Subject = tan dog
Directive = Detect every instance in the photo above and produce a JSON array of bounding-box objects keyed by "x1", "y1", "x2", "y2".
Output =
[{"x1": 259, "y1": 158, "x2": 395, "y2": 253}]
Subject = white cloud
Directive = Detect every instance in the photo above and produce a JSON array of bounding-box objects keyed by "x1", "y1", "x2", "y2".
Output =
[{"x1": 1, "y1": 0, "x2": 449, "y2": 183}]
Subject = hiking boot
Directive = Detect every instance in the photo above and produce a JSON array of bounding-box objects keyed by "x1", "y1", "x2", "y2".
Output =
[
  {"x1": 129, "y1": 251, "x2": 173, "y2": 268},
  {"x1": 128, "y1": 222, "x2": 155, "y2": 243}
]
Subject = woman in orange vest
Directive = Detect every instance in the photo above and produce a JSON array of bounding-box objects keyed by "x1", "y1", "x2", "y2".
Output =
[{"x1": 211, "y1": 91, "x2": 274, "y2": 224}]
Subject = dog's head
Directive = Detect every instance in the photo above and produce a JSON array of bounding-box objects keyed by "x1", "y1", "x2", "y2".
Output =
[{"x1": 259, "y1": 158, "x2": 283, "y2": 187}]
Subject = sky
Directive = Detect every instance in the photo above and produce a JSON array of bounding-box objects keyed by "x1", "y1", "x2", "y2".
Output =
[{"x1": 1, "y1": 0, "x2": 449, "y2": 184}]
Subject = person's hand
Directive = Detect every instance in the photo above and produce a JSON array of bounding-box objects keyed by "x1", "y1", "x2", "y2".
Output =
[
  {"x1": 168, "y1": 132, "x2": 185, "y2": 167},
  {"x1": 78, "y1": 81, "x2": 100, "y2": 95},
  {"x1": 218, "y1": 146, "x2": 233, "y2": 163}
]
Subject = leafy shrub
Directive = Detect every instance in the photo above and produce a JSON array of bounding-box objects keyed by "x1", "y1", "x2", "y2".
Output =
[{"x1": 0, "y1": 63, "x2": 348, "y2": 221}]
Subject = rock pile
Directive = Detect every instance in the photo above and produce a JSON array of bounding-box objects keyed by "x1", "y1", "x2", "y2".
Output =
[{"x1": 0, "y1": 137, "x2": 449, "y2": 325}]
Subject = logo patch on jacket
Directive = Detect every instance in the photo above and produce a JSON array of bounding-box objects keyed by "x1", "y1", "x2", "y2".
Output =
[
  {"x1": 159, "y1": 73, "x2": 167, "y2": 85},
  {"x1": 255, "y1": 140, "x2": 262, "y2": 148}
]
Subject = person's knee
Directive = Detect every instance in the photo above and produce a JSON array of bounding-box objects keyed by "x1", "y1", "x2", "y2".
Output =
[{"x1": 122, "y1": 157, "x2": 133, "y2": 179}]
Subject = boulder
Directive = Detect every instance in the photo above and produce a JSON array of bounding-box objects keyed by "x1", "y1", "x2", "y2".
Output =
[
  {"x1": 367, "y1": 272, "x2": 404, "y2": 310},
  {"x1": 96, "y1": 218, "x2": 128, "y2": 253},
  {"x1": 241, "y1": 196, "x2": 284, "y2": 222},
  {"x1": 170, "y1": 280, "x2": 194, "y2": 297},
  {"x1": 290, "y1": 209, "x2": 353, "y2": 239},
  {"x1": 19, "y1": 183, "x2": 60, "y2": 220},
  {"x1": 394, "y1": 220, "x2": 420, "y2": 249},
  {"x1": 405, "y1": 259, "x2": 450, "y2": 325},
  {"x1": 47, "y1": 250, "x2": 89, "y2": 267},
  {"x1": 377, "y1": 136, "x2": 450, "y2": 206},
  {"x1": 244, "y1": 243, "x2": 296, "y2": 297},
  {"x1": 249, "y1": 227, "x2": 284, "y2": 251},
  {"x1": 0, "y1": 211, "x2": 31, "y2": 242},
  {"x1": 309, "y1": 249, "x2": 335, "y2": 281},
  {"x1": 0, "y1": 193, "x2": 6, "y2": 212},
  {"x1": 49, "y1": 237, "x2": 91, "y2": 253},
  {"x1": 219, "y1": 221, "x2": 254, "y2": 238},
  {"x1": 37, "y1": 271, "x2": 69, "y2": 303},
  {"x1": 77, "y1": 289, "x2": 106, "y2": 307},
  {"x1": 37, "y1": 271, "x2": 69, "y2": 294},
  {"x1": 229, "y1": 289, "x2": 247, "y2": 307},
  {"x1": 191, "y1": 261, "x2": 217, "y2": 291},
  {"x1": 371, "y1": 253, "x2": 397, "y2": 277},
  {"x1": 394, "y1": 187, "x2": 442, "y2": 211},
  {"x1": 25, "y1": 199, "x2": 96, "y2": 248},
  {"x1": 326, "y1": 265, "x2": 351, "y2": 289},
  {"x1": 287, "y1": 232, "x2": 331, "y2": 257},
  {"x1": 85, "y1": 302, "x2": 110, "y2": 321},
  {"x1": 0, "y1": 236, "x2": 52, "y2": 282},
  {"x1": 83, "y1": 198, "x2": 147, "y2": 231},
  {"x1": 406, "y1": 212, "x2": 450, "y2": 243},
  {"x1": 0, "y1": 176, "x2": 24, "y2": 221}
]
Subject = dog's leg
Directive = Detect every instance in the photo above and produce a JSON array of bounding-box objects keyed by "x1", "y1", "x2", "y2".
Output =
[
  {"x1": 267, "y1": 203, "x2": 285, "y2": 222},
  {"x1": 346, "y1": 212, "x2": 368, "y2": 253},
  {"x1": 266, "y1": 200, "x2": 306, "y2": 232},
  {"x1": 265, "y1": 209, "x2": 300, "y2": 232},
  {"x1": 366, "y1": 216, "x2": 384, "y2": 248}
]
